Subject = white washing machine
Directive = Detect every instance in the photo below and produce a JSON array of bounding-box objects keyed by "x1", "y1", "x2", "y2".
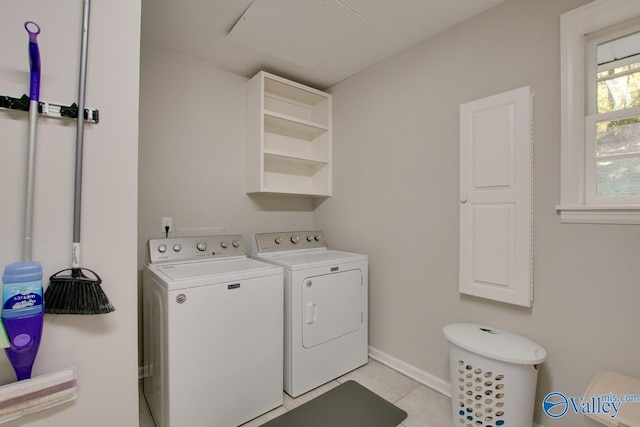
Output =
[
  {"x1": 251, "y1": 231, "x2": 368, "y2": 398},
  {"x1": 142, "y1": 235, "x2": 284, "y2": 427}
]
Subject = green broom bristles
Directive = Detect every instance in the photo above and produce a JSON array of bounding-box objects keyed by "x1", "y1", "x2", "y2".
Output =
[{"x1": 44, "y1": 268, "x2": 115, "y2": 315}]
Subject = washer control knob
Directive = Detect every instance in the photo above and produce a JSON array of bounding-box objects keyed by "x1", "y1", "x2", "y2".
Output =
[
  {"x1": 306, "y1": 235, "x2": 313, "y2": 242},
  {"x1": 196, "y1": 242, "x2": 207, "y2": 252},
  {"x1": 275, "y1": 238, "x2": 282, "y2": 244},
  {"x1": 173, "y1": 244, "x2": 182, "y2": 252},
  {"x1": 232, "y1": 240, "x2": 240, "y2": 248},
  {"x1": 158, "y1": 244, "x2": 167, "y2": 253},
  {"x1": 314, "y1": 235, "x2": 322, "y2": 241},
  {"x1": 291, "y1": 235, "x2": 300, "y2": 244},
  {"x1": 220, "y1": 241, "x2": 229, "y2": 249}
]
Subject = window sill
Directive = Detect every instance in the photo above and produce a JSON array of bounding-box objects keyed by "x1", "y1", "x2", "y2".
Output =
[{"x1": 555, "y1": 205, "x2": 640, "y2": 224}]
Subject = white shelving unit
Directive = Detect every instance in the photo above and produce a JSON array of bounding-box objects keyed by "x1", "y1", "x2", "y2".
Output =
[{"x1": 246, "y1": 71, "x2": 332, "y2": 197}]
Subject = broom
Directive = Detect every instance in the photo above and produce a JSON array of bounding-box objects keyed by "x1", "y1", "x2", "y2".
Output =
[{"x1": 44, "y1": 0, "x2": 114, "y2": 315}]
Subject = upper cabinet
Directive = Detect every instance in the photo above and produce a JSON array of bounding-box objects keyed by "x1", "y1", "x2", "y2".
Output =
[{"x1": 246, "y1": 71, "x2": 332, "y2": 197}]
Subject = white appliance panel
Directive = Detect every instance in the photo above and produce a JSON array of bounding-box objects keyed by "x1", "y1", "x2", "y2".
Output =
[
  {"x1": 167, "y1": 274, "x2": 283, "y2": 427},
  {"x1": 258, "y1": 249, "x2": 366, "y2": 270},
  {"x1": 142, "y1": 235, "x2": 284, "y2": 427},
  {"x1": 157, "y1": 257, "x2": 274, "y2": 281},
  {"x1": 302, "y1": 269, "x2": 363, "y2": 348},
  {"x1": 142, "y1": 274, "x2": 167, "y2": 427},
  {"x1": 144, "y1": 270, "x2": 283, "y2": 427},
  {"x1": 283, "y1": 259, "x2": 368, "y2": 397},
  {"x1": 251, "y1": 231, "x2": 368, "y2": 398}
]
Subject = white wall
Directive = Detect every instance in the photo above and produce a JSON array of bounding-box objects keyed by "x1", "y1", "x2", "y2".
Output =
[
  {"x1": 0, "y1": 1, "x2": 140, "y2": 426},
  {"x1": 316, "y1": 0, "x2": 640, "y2": 426}
]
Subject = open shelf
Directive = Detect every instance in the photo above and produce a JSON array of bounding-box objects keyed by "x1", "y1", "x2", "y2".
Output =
[
  {"x1": 264, "y1": 111, "x2": 328, "y2": 141},
  {"x1": 262, "y1": 154, "x2": 331, "y2": 197},
  {"x1": 263, "y1": 150, "x2": 329, "y2": 166},
  {"x1": 246, "y1": 71, "x2": 332, "y2": 197},
  {"x1": 264, "y1": 77, "x2": 328, "y2": 107}
]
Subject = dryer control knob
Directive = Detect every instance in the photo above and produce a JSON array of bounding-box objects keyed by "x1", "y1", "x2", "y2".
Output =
[
  {"x1": 314, "y1": 235, "x2": 322, "y2": 241},
  {"x1": 291, "y1": 235, "x2": 300, "y2": 244},
  {"x1": 274, "y1": 238, "x2": 282, "y2": 244},
  {"x1": 220, "y1": 241, "x2": 229, "y2": 249},
  {"x1": 232, "y1": 240, "x2": 240, "y2": 248},
  {"x1": 173, "y1": 244, "x2": 182, "y2": 252},
  {"x1": 158, "y1": 244, "x2": 167, "y2": 253},
  {"x1": 196, "y1": 242, "x2": 207, "y2": 251},
  {"x1": 306, "y1": 235, "x2": 313, "y2": 242}
]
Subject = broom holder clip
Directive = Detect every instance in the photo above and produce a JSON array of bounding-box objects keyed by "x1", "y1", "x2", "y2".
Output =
[{"x1": 0, "y1": 94, "x2": 99, "y2": 123}]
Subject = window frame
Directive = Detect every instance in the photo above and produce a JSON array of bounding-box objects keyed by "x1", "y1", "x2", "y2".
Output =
[{"x1": 558, "y1": 0, "x2": 640, "y2": 224}]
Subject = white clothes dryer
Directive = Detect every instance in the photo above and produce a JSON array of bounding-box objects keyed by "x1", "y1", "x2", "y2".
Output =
[
  {"x1": 142, "y1": 235, "x2": 283, "y2": 427},
  {"x1": 251, "y1": 231, "x2": 368, "y2": 398}
]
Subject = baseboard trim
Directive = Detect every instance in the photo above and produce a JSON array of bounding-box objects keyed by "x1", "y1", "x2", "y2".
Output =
[
  {"x1": 367, "y1": 346, "x2": 546, "y2": 427},
  {"x1": 368, "y1": 346, "x2": 451, "y2": 398}
]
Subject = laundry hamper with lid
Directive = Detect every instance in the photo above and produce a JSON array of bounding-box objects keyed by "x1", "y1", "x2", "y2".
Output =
[{"x1": 443, "y1": 323, "x2": 547, "y2": 427}]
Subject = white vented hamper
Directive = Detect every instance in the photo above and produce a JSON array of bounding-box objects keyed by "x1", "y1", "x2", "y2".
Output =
[{"x1": 444, "y1": 323, "x2": 547, "y2": 427}]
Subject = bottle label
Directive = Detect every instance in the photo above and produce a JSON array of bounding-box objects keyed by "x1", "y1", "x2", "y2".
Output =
[{"x1": 2, "y1": 280, "x2": 43, "y2": 311}]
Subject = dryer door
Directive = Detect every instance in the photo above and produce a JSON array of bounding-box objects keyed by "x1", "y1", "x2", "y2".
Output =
[{"x1": 302, "y1": 269, "x2": 363, "y2": 349}]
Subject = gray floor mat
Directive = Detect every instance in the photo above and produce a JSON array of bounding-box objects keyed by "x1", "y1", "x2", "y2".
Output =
[{"x1": 260, "y1": 380, "x2": 408, "y2": 427}]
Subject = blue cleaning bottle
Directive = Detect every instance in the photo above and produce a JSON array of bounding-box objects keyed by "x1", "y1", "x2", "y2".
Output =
[{"x1": 2, "y1": 262, "x2": 44, "y2": 380}]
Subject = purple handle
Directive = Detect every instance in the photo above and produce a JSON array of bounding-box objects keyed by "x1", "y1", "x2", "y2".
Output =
[
  {"x1": 3, "y1": 313, "x2": 44, "y2": 381},
  {"x1": 24, "y1": 21, "x2": 41, "y2": 102}
]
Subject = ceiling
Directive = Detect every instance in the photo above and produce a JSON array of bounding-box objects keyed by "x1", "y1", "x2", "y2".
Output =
[{"x1": 141, "y1": 0, "x2": 507, "y2": 90}]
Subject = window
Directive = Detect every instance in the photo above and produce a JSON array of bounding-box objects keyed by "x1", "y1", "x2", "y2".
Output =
[
  {"x1": 586, "y1": 24, "x2": 640, "y2": 204},
  {"x1": 559, "y1": 0, "x2": 640, "y2": 224}
]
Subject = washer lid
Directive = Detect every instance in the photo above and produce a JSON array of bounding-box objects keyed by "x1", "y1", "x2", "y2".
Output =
[
  {"x1": 156, "y1": 257, "x2": 277, "y2": 281},
  {"x1": 443, "y1": 323, "x2": 547, "y2": 365}
]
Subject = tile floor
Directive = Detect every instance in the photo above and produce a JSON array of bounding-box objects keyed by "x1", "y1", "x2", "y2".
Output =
[{"x1": 138, "y1": 358, "x2": 453, "y2": 427}]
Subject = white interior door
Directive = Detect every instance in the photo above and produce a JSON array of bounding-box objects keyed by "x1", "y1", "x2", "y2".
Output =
[
  {"x1": 302, "y1": 269, "x2": 363, "y2": 348},
  {"x1": 459, "y1": 86, "x2": 533, "y2": 307}
]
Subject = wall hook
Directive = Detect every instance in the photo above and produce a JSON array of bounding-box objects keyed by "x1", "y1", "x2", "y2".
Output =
[{"x1": 0, "y1": 93, "x2": 99, "y2": 123}]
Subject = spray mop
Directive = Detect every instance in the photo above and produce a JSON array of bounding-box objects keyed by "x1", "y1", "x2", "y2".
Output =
[{"x1": 1, "y1": 21, "x2": 45, "y2": 381}]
